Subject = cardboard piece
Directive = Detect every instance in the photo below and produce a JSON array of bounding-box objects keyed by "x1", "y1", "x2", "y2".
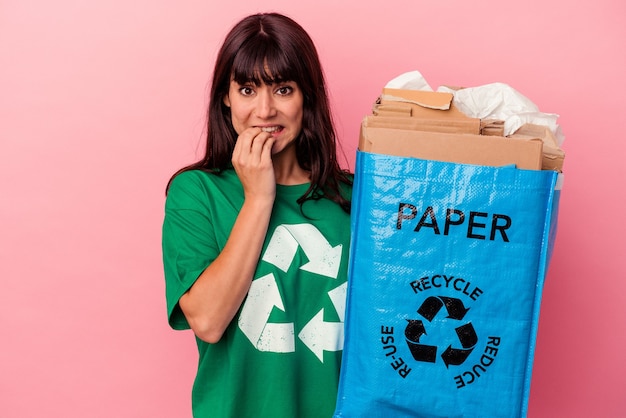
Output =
[
  {"x1": 381, "y1": 87, "x2": 453, "y2": 110},
  {"x1": 359, "y1": 120, "x2": 544, "y2": 170},
  {"x1": 364, "y1": 115, "x2": 480, "y2": 135},
  {"x1": 509, "y1": 124, "x2": 565, "y2": 172},
  {"x1": 481, "y1": 119, "x2": 506, "y2": 136},
  {"x1": 375, "y1": 88, "x2": 481, "y2": 135}
]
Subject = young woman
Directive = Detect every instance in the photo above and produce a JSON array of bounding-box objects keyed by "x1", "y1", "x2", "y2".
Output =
[{"x1": 162, "y1": 13, "x2": 352, "y2": 418}]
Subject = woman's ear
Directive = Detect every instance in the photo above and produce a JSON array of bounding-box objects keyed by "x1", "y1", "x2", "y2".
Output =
[{"x1": 223, "y1": 94, "x2": 231, "y2": 107}]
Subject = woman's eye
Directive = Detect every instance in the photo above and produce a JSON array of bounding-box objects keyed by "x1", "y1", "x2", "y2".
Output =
[
  {"x1": 276, "y1": 86, "x2": 293, "y2": 96},
  {"x1": 239, "y1": 86, "x2": 254, "y2": 96}
]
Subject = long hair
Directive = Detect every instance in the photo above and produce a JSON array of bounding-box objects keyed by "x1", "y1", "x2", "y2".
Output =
[{"x1": 167, "y1": 13, "x2": 352, "y2": 213}]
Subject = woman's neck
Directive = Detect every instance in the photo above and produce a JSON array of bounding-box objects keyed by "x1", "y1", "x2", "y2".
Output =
[{"x1": 273, "y1": 147, "x2": 310, "y2": 185}]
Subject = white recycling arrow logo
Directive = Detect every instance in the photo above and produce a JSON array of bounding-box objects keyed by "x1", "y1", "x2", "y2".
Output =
[
  {"x1": 261, "y1": 223, "x2": 342, "y2": 278},
  {"x1": 238, "y1": 273, "x2": 295, "y2": 353},
  {"x1": 238, "y1": 223, "x2": 345, "y2": 362},
  {"x1": 298, "y1": 282, "x2": 346, "y2": 362}
]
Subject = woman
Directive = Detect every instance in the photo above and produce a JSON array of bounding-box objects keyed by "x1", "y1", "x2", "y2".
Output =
[{"x1": 162, "y1": 12, "x2": 352, "y2": 418}]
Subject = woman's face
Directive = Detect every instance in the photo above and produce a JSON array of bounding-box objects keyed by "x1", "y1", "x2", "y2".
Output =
[{"x1": 224, "y1": 79, "x2": 304, "y2": 155}]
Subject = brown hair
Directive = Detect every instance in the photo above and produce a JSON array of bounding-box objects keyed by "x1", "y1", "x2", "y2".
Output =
[{"x1": 167, "y1": 12, "x2": 351, "y2": 213}]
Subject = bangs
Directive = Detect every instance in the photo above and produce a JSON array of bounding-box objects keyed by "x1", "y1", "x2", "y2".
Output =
[{"x1": 231, "y1": 36, "x2": 300, "y2": 86}]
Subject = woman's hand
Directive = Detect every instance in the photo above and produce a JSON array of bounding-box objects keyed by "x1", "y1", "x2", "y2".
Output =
[{"x1": 231, "y1": 127, "x2": 276, "y2": 202}]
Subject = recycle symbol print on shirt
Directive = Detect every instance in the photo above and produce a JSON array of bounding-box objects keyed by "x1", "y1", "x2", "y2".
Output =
[{"x1": 238, "y1": 223, "x2": 346, "y2": 362}]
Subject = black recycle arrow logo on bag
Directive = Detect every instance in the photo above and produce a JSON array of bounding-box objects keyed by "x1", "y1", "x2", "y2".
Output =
[{"x1": 405, "y1": 296, "x2": 478, "y2": 368}]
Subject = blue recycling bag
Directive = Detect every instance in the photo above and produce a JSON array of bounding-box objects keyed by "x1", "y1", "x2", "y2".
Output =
[{"x1": 334, "y1": 151, "x2": 560, "y2": 418}]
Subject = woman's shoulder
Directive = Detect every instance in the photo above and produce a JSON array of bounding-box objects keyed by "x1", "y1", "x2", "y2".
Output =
[
  {"x1": 166, "y1": 168, "x2": 240, "y2": 204},
  {"x1": 170, "y1": 168, "x2": 237, "y2": 189}
]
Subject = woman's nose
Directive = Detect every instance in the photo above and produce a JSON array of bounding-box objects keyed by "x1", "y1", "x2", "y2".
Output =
[{"x1": 255, "y1": 90, "x2": 277, "y2": 119}]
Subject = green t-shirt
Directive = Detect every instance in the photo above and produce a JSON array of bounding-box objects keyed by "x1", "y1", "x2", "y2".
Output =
[{"x1": 162, "y1": 169, "x2": 352, "y2": 418}]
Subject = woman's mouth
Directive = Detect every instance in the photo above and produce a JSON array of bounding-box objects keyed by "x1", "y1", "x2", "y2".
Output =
[{"x1": 259, "y1": 126, "x2": 283, "y2": 133}]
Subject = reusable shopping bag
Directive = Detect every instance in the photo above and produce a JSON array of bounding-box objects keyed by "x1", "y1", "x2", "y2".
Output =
[{"x1": 334, "y1": 151, "x2": 560, "y2": 418}]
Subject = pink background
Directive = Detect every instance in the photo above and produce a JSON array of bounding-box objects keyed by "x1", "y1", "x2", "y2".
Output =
[{"x1": 1, "y1": 0, "x2": 624, "y2": 417}]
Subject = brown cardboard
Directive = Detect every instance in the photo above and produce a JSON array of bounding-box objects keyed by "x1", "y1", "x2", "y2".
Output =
[
  {"x1": 480, "y1": 119, "x2": 505, "y2": 136},
  {"x1": 381, "y1": 88, "x2": 454, "y2": 110},
  {"x1": 508, "y1": 124, "x2": 565, "y2": 172},
  {"x1": 364, "y1": 115, "x2": 480, "y2": 135},
  {"x1": 375, "y1": 98, "x2": 471, "y2": 120},
  {"x1": 375, "y1": 88, "x2": 481, "y2": 134},
  {"x1": 359, "y1": 121, "x2": 544, "y2": 170},
  {"x1": 367, "y1": 87, "x2": 563, "y2": 172},
  {"x1": 372, "y1": 102, "x2": 412, "y2": 117}
]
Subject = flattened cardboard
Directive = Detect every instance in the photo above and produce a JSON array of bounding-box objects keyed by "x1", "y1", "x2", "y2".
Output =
[
  {"x1": 372, "y1": 103, "x2": 412, "y2": 117},
  {"x1": 375, "y1": 100, "x2": 480, "y2": 129},
  {"x1": 376, "y1": 88, "x2": 481, "y2": 133},
  {"x1": 509, "y1": 124, "x2": 565, "y2": 172},
  {"x1": 364, "y1": 115, "x2": 480, "y2": 135},
  {"x1": 480, "y1": 119, "x2": 506, "y2": 136},
  {"x1": 359, "y1": 122, "x2": 543, "y2": 170},
  {"x1": 381, "y1": 88, "x2": 453, "y2": 110}
]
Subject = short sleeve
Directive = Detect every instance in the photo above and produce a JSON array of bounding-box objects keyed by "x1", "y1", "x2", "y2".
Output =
[{"x1": 162, "y1": 171, "x2": 220, "y2": 330}]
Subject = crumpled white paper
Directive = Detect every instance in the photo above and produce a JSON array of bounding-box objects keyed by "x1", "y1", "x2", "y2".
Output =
[
  {"x1": 385, "y1": 71, "x2": 564, "y2": 144},
  {"x1": 385, "y1": 70, "x2": 434, "y2": 92}
]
